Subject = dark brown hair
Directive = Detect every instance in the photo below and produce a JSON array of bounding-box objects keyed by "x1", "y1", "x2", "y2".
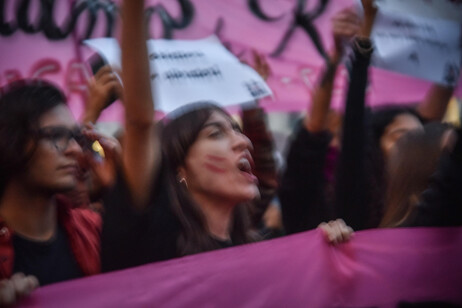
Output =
[
  {"x1": 379, "y1": 126, "x2": 448, "y2": 228},
  {"x1": 0, "y1": 79, "x2": 66, "y2": 196},
  {"x1": 161, "y1": 102, "x2": 257, "y2": 256},
  {"x1": 362, "y1": 107, "x2": 424, "y2": 228}
]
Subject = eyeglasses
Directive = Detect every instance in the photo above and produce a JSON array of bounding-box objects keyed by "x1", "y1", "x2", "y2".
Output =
[{"x1": 37, "y1": 126, "x2": 91, "y2": 152}]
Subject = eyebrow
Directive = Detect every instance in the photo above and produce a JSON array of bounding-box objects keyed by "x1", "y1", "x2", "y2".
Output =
[
  {"x1": 202, "y1": 121, "x2": 242, "y2": 133},
  {"x1": 202, "y1": 121, "x2": 224, "y2": 129},
  {"x1": 388, "y1": 128, "x2": 411, "y2": 135},
  {"x1": 38, "y1": 125, "x2": 80, "y2": 132}
]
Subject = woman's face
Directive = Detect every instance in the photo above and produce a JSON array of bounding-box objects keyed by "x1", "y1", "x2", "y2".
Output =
[
  {"x1": 179, "y1": 111, "x2": 259, "y2": 205},
  {"x1": 380, "y1": 113, "x2": 423, "y2": 158}
]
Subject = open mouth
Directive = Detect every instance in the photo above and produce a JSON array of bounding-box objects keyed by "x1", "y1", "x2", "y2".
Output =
[
  {"x1": 237, "y1": 158, "x2": 252, "y2": 174},
  {"x1": 237, "y1": 157, "x2": 258, "y2": 184}
]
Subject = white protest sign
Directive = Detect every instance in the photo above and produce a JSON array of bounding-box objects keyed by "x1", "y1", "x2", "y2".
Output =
[
  {"x1": 374, "y1": 0, "x2": 462, "y2": 22},
  {"x1": 371, "y1": 4, "x2": 461, "y2": 86},
  {"x1": 85, "y1": 38, "x2": 121, "y2": 71},
  {"x1": 84, "y1": 36, "x2": 272, "y2": 113}
]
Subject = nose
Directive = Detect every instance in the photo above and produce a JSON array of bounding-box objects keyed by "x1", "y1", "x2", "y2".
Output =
[
  {"x1": 232, "y1": 131, "x2": 253, "y2": 152},
  {"x1": 64, "y1": 138, "x2": 84, "y2": 157}
]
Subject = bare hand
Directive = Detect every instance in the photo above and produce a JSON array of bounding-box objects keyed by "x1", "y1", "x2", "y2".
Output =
[
  {"x1": 0, "y1": 273, "x2": 39, "y2": 306},
  {"x1": 84, "y1": 65, "x2": 123, "y2": 123},
  {"x1": 332, "y1": 8, "x2": 361, "y2": 56},
  {"x1": 80, "y1": 125, "x2": 122, "y2": 190},
  {"x1": 252, "y1": 50, "x2": 271, "y2": 81},
  {"x1": 240, "y1": 50, "x2": 271, "y2": 81},
  {"x1": 318, "y1": 219, "x2": 354, "y2": 244},
  {"x1": 361, "y1": 0, "x2": 378, "y2": 21}
]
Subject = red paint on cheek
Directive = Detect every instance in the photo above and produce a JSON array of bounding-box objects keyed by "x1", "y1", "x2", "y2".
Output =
[
  {"x1": 203, "y1": 162, "x2": 227, "y2": 174},
  {"x1": 204, "y1": 155, "x2": 228, "y2": 173},
  {"x1": 206, "y1": 154, "x2": 226, "y2": 162}
]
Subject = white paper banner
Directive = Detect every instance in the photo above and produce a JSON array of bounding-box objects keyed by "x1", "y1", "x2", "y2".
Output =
[
  {"x1": 371, "y1": 5, "x2": 461, "y2": 86},
  {"x1": 84, "y1": 36, "x2": 272, "y2": 113},
  {"x1": 375, "y1": 0, "x2": 462, "y2": 22}
]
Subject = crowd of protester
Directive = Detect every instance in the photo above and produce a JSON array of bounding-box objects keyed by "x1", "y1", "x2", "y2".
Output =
[{"x1": 0, "y1": 0, "x2": 460, "y2": 305}]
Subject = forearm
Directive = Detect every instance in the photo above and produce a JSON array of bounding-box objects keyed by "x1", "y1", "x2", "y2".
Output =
[
  {"x1": 81, "y1": 108, "x2": 102, "y2": 125},
  {"x1": 334, "y1": 38, "x2": 372, "y2": 230},
  {"x1": 305, "y1": 52, "x2": 341, "y2": 133},
  {"x1": 242, "y1": 107, "x2": 277, "y2": 184},
  {"x1": 121, "y1": 0, "x2": 159, "y2": 208},
  {"x1": 122, "y1": 0, "x2": 153, "y2": 127},
  {"x1": 416, "y1": 84, "x2": 454, "y2": 122},
  {"x1": 242, "y1": 106, "x2": 278, "y2": 226}
]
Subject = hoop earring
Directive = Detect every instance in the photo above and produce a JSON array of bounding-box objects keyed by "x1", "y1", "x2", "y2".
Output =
[{"x1": 179, "y1": 177, "x2": 188, "y2": 189}]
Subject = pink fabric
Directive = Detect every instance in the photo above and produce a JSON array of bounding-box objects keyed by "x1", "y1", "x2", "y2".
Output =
[
  {"x1": 19, "y1": 227, "x2": 462, "y2": 307},
  {"x1": 1, "y1": 1, "x2": 461, "y2": 122}
]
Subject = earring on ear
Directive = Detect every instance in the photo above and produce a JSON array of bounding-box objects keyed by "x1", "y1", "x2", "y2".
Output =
[{"x1": 179, "y1": 177, "x2": 188, "y2": 189}]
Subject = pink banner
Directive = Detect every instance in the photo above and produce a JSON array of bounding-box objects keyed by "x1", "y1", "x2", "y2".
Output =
[
  {"x1": 18, "y1": 227, "x2": 462, "y2": 307},
  {"x1": 1, "y1": 0, "x2": 461, "y2": 122}
]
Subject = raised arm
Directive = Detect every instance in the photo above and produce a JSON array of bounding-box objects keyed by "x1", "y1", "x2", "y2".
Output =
[
  {"x1": 305, "y1": 8, "x2": 360, "y2": 133},
  {"x1": 121, "y1": 0, "x2": 160, "y2": 209},
  {"x1": 242, "y1": 105, "x2": 278, "y2": 228},
  {"x1": 240, "y1": 52, "x2": 278, "y2": 228},
  {"x1": 333, "y1": 1, "x2": 376, "y2": 230},
  {"x1": 334, "y1": 38, "x2": 373, "y2": 230},
  {"x1": 279, "y1": 9, "x2": 360, "y2": 234},
  {"x1": 416, "y1": 84, "x2": 455, "y2": 122},
  {"x1": 82, "y1": 65, "x2": 122, "y2": 124}
]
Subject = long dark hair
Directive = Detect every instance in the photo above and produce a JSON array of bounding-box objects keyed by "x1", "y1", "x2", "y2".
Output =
[
  {"x1": 379, "y1": 126, "x2": 448, "y2": 228},
  {"x1": 0, "y1": 79, "x2": 66, "y2": 197},
  {"x1": 362, "y1": 106, "x2": 423, "y2": 228},
  {"x1": 161, "y1": 102, "x2": 256, "y2": 256}
]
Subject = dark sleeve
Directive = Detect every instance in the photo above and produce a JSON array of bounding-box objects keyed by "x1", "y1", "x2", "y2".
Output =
[
  {"x1": 242, "y1": 106, "x2": 278, "y2": 228},
  {"x1": 100, "y1": 162, "x2": 180, "y2": 272},
  {"x1": 279, "y1": 124, "x2": 332, "y2": 234},
  {"x1": 404, "y1": 129, "x2": 462, "y2": 227},
  {"x1": 334, "y1": 39, "x2": 372, "y2": 231}
]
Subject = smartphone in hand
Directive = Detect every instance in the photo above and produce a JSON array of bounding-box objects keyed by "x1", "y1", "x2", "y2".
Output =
[{"x1": 88, "y1": 53, "x2": 119, "y2": 108}]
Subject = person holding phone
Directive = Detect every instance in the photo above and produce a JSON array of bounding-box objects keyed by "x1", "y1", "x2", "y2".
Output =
[{"x1": 83, "y1": 61, "x2": 123, "y2": 125}]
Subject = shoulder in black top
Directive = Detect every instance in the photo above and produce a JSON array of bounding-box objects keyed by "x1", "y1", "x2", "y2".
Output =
[
  {"x1": 279, "y1": 122, "x2": 333, "y2": 234},
  {"x1": 404, "y1": 128, "x2": 462, "y2": 227},
  {"x1": 101, "y1": 157, "x2": 253, "y2": 272},
  {"x1": 13, "y1": 225, "x2": 82, "y2": 286},
  {"x1": 101, "y1": 162, "x2": 181, "y2": 272}
]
